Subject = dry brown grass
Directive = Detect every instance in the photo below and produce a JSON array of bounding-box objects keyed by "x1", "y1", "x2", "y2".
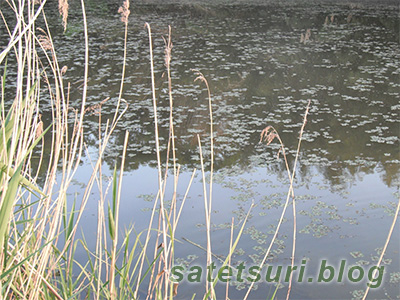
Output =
[
  {"x1": 58, "y1": 0, "x2": 69, "y2": 31},
  {"x1": 118, "y1": 0, "x2": 130, "y2": 24}
]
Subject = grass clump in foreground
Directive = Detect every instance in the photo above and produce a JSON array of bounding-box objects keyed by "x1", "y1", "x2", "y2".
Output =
[{"x1": 1, "y1": 1, "x2": 399, "y2": 300}]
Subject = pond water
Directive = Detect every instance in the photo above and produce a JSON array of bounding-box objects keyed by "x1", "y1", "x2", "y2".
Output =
[{"x1": 2, "y1": 1, "x2": 400, "y2": 299}]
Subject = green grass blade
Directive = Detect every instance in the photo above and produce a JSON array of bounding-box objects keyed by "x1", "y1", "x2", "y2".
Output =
[
  {"x1": 0, "y1": 164, "x2": 23, "y2": 251},
  {"x1": 108, "y1": 204, "x2": 115, "y2": 241},
  {"x1": 269, "y1": 283, "x2": 279, "y2": 300},
  {"x1": 112, "y1": 164, "x2": 117, "y2": 217},
  {"x1": 66, "y1": 195, "x2": 77, "y2": 242},
  {"x1": 0, "y1": 238, "x2": 55, "y2": 280},
  {"x1": 203, "y1": 203, "x2": 254, "y2": 300}
]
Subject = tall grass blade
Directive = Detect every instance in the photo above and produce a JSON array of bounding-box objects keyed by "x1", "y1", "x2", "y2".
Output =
[
  {"x1": 203, "y1": 203, "x2": 254, "y2": 300},
  {"x1": 108, "y1": 204, "x2": 116, "y2": 241},
  {"x1": 0, "y1": 164, "x2": 23, "y2": 251}
]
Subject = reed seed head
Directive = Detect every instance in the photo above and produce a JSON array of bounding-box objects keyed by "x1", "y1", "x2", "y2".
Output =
[
  {"x1": 58, "y1": 0, "x2": 69, "y2": 32},
  {"x1": 260, "y1": 126, "x2": 278, "y2": 146},
  {"x1": 118, "y1": 0, "x2": 130, "y2": 24}
]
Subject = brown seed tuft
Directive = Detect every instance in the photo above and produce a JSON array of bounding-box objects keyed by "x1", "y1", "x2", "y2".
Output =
[
  {"x1": 38, "y1": 34, "x2": 52, "y2": 51},
  {"x1": 84, "y1": 97, "x2": 110, "y2": 115},
  {"x1": 118, "y1": 0, "x2": 130, "y2": 24},
  {"x1": 58, "y1": 0, "x2": 69, "y2": 32},
  {"x1": 36, "y1": 114, "x2": 43, "y2": 139},
  {"x1": 260, "y1": 126, "x2": 278, "y2": 146}
]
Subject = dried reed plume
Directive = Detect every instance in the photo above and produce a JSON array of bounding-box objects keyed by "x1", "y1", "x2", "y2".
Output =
[
  {"x1": 300, "y1": 29, "x2": 311, "y2": 44},
  {"x1": 260, "y1": 126, "x2": 278, "y2": 146},
  {"x1": 35, "y1": 114, "x2": 43, "y2": 139},
  {"x1": 118, "y1": 0, "x2": 130, "y2": 24},
  {"x1": 84, "y1": 97, "x2": 110, "y2": 115},
  {"x1": 38, "y1": 34, "x2": 52, "y2": 51},
  {"x1": 58, "y1": 0, "x2": 68, "y2": 31}
]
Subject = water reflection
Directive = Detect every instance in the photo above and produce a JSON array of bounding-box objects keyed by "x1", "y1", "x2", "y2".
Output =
[
  {"x1": 1, "y1": 1, "x2": 399, "y2": 299},
  {"x1": 42, "y1": 2, "x2": 399, "y2": 190}
]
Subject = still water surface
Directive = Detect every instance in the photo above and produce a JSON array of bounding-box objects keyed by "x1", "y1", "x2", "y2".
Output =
[
  {"x1": 59, "y1": 2, "x2": 400, "y2": 299},
  {"x1": 5, "y1": 1, "x2": 400, "y2": 299}
]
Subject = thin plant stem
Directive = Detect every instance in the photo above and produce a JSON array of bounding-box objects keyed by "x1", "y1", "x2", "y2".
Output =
[
  {"x1": 197, "y1": 134, "x2": 213, "y2": 298},
  {"x1": 244, "y1": 100, "x2": 311, "y2": 300},
  {"x1": 286, "y1": 100, "x2": 311, "y2": 300},
  {"x1": 226, "y1": 217, "x2": 234, "y2": 300},
  {"x1": 145, "y1": 23, "x2": 168, "y2": 273},
  {"x1": 109, "y1": 131, "x2": 129, "y2": 299},
  {"x1": 193, "y1": 70, "x2": 215, "y2": 299},
  {"x1": 361, "y1": 196, "x2": 400, "y2": 300},
  {"x1": 113, "y1": 0, "x2": 130, "y2": 125},
  {"x1": 0, "y1": 0, "x2": 48, "y2": 64}
]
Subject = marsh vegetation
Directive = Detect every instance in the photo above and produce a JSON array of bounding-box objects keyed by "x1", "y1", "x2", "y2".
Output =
[{"x1": 0, "y1": 0, "x2": 399, "y2": 299}]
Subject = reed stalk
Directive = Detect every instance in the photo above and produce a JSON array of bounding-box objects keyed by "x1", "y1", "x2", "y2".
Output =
[
  {"x1": 0, "y1": 1, "x2": 128, "y2": 299},
  {"x1": 361, "y1": 197, "x2": 400, "y2": 300},
  {"x1": 193, "y1": 70, "x2": 215, "y2": 299},
  {"x1": 244, "y1": 100, "x2": 311, "y2": 300}
]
